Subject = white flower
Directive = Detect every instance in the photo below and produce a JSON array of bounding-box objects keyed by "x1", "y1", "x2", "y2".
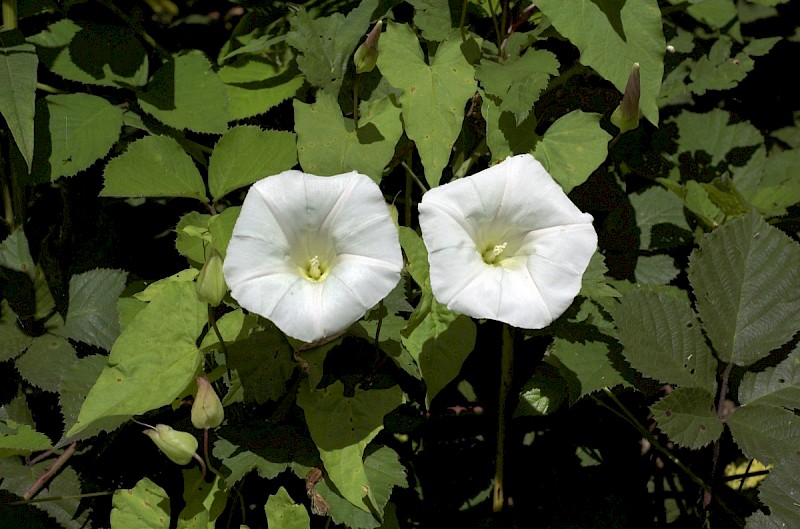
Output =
[
  {"x1": 223, "y1": 170, "x2": 402, "y2": 342},
  {"x1": 418, "y1": 154, "x2": 597, "y2": 329}
]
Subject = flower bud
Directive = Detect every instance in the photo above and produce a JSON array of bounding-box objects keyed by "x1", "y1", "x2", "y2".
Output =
[
  {"x1": 143, "y1": 424, "x2": 198, "y2": 465},
  {"x1": 196, "y1": 248, "x2": 227, "y2": 306},
  {"x1": 191, "y1": 376, "x2": 224, "y2": 429},
  {"x1": 610, "y1": 62, "x2": 641, "y2": 133},
  {"x1": 354, "y1": 20, "x2": 382, "y2": 74}
]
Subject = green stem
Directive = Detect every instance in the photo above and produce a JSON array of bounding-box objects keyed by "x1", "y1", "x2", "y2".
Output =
[
  {"x1": 400, "y1": 161, "x2": 428, "y2": 193},
  {"x1": 486, "y1": 0, "x2": 502, "y2": 57},
  {"x1": 23, "y1": 443, "x2": 77, "y2": 500},
  {"x1": 353, "y1": 75, "x2": 360, "y2": 129},
  {"x1": 5, "y1": 491, "x2": 114, "y2": 505},
  {"x1": 404, "y1": 162, "x2": 413, "y2": 226},
  {"x1": 2, "y1": 0, "x2": 17, "y2": 30},
  {"x1": 492, "y1": 324, "x2": 514, "y2": 512},
  {"x1": 459, "y1": 0, "x2": 469, "y2": 40},
  {"x1": 208, "y1": 306, "x2": 232, "y2": 381},
  {"x1": 203, "y1": 428, "x2": 221, "y2": 478}
]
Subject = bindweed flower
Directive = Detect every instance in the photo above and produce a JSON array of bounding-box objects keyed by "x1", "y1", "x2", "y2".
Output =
[
  {"x1": 418, "y1": 154, "x2": 597, "y2": 329},
  {"x1": 195, "y1": 248, "x2": 227, "y2": 306},
  {"x1": 223, "y1": 170, "x2": 402, "y2": 343},
  {"x1": 191, "y1": 376, "x2": 224, "y2": 429},
  {"x1": 143, "y1": 424, "x2": 198, "y2": 465}
]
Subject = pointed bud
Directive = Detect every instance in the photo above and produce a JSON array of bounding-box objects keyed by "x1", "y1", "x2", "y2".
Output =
[
  {"x1": 191, "y1": 376, "x2": 224, "y2": 429},
  {"x1": 196, "y1": 248, "x2": 227, "y2": 306},
  {"x1": 143, "y1": 424, "x2": 198, "y2": 465},
  {"x1": 610, "y1": 62, "x2": 641, "y2": 133},
  {"x1": 354, "y1": 20, "x2": 382, "y2": 74}
]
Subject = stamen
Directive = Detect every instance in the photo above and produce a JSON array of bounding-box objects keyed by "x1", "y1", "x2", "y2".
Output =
[
  {"x1": 308, "y1": 255, "x2": 323, "y2": 280},
  {"x1": 482, "y1": 243, "x2": 508, "y2": 265}
]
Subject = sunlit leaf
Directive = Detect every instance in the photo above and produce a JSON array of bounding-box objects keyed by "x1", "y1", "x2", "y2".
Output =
[
  {"x1": 63, "y1": 268, "x2": 127, "y2": 351},
  {"x1": 650, "y1": 387, "x2": 722, "y2": 449},
  {"x1": 733, "y1": 147, "x2": 800, "y2": 217},
  {"x1": 547, "y1": 339, "x2": 632, "y2": 404},
  {"x1": 265, "y1": 487, "x2": 310, "y2": 529},
  {"x1": 630, "y1": 187, "x2": 691, "y2": 250},
  {"x1": 0, "y1": 228, "x2": 35, "y2": 279},
  {"x1": 672, "y1": 108, "x2": 762, "y2": 165},
  {"x1": 178, "y1": 468, "x2": 227, "y2": 529},
  {"x1": 220, "y1": 57, "x2": 304, "y2": 121},
  {"x1": 377, "y1": 22, "x2": 477, "y2": 187},
  {"x1": 0, "y1": 419, "x2": 52, "y2": 457},
  {"x1": 0, "y1": 30, "x2": 37, "y2": 171},
  {"x1": 409, "y1": 0, "x2": 453, "y2": 41},
  {"x1": 689, "y1": 211, "x2": 800, "y2": 366},
  {"x1": 110, "y1": 478, "x2": 171, "y2": 529}
]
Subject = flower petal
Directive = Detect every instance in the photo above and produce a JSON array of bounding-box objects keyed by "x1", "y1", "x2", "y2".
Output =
[
  {"x1": 419, "y1": 154, "x2": 597, "y2": 329},
  {"x1": 224, "y1": 170, "x2": 402, "y2": 342}
]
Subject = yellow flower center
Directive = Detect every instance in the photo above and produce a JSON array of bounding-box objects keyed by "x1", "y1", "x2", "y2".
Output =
[
  {"x1": 482, "y1": 242, "x2": 508, "y2": 265},
  {"x1": 306, "y1": 255, "x2": 324, "y2": 281}
]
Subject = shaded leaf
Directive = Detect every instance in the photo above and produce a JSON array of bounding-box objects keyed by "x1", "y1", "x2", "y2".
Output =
[
  {"x1": 63, "y1": 268, "x2": 127, "y2": 351},
  {"x1": 634, "y1": 254, "x2": 679, "y2": 285},
  {"x1": 0, "y1": 301, "x2": 32, "y2": 362},
  {"x1": 0, "y1": 228, "x2": 35, "y2": 278},
  {"x1": 749, "y1": 456, "x2": 800, "y2": 528},
  {"x1": 0, "y1": 419, "x2": 52, "y2": 457},
  {"x1": 672, "y1": 108, "x2": 762, "y2": 165},
  {"x1": 738, "y1": 348, "x2": 800, "y2": 409},
  {"x1": 689, "y1": 211, "x2": 800, "y2": 365},
  {"x1": 409, "y1": 0, "x2": 453, "y2": 41},
  {"x1": 630, "y1": 187, "x2": 691, "y2": 250},
  {"x1": 227, "y1": 326, "x2": 295, "y2": 404},
  {"x1": 15, "y1": 335, "x2": 77, "y2": 392},
  {"x1": 0, "y1": 30, "x2": 37, "y2": 171},
  {"x1": 220, "y1": 57, "x2": 304, "y2": 121},
  {"x1": 651, "y1": 387, "x2": 722, "y2": 449},
  {"x1": 728, "y1": 405, "x2": 800, "y2": 464}
]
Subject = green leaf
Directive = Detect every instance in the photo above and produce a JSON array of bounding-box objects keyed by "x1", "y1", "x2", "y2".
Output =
[
  {"x1": 208, "y1": 126, "x2": 297, "y2": 201},
  {"x1": 101, "y1": 135, "x2": 207, "y2": 200},
  {"x1": 630, "y1": 187, "x2": 691, "y2": 250},
  {"x1": 110, "y1": 478, "x2": 171, "y2": 529},
  {"x1": 480, "y1": 89, "x2": 538, "y2": 163},
  {"x1": 0, "y1": 419, "x2": 52, "y2": 457},
  {"x1": 220, "y1": 57, "x2": 304, "y2": 121},
  {"x1": 133, "y1": 269, "x2": 198, "y2": 302},
  {"x1": 688, "y1": 211, "x2": 800, "y2": 366},
  {"x1": 650, "y1": 387, "x2": 722, "y2": 449},
  {"x1": 635, "y1": 255, "x2": 679, "y2": 285},
  {"x1": 579, "y1": 252, "x2": 620, "y2": 301},
  {"x1": 476, "y1": 49, "x2": 559, "y2": 125},
  {"x1": 688, "y1": 36, "x2": 778, "y2": 96},
  {"x1": 0, "y1": 301, "x2": 32, "y2": 362},
  {"x1": 265, "y1": 487, "x2": 310, "y2": 529},
  {"x1": 0, "y1": 30, "x2": 37, "y2": 171},
  {"x1": 738, "y1": 349, "x2": 800, "y2": 409},
  {"x1": 294, "y1": 92, "x2": 402, "y2": 183},
  {"x1": 179, "y1": 469, "x2": 227, "y2": 529},
  {"x1": 610, "y1": 288, "x2": 717, "y2": 392},
  {"x1": 0, "y1": 228, "x2": 35, "y2": 278},
  {"x1": 32, "y1": 93, "x2": 124, "y2": 180},
  {"x1": 684, "y1": 180, "x2": 724, "y2": 228},
  {"x1": 546, "y1": 339, "x2": 631, "y2": 404},
  {"x1": 212, "y1": 436, "x2": 291, "y2": 485},
  {"x1": 63, "y1": 268, "x2": 127, "y2": 351},
  {"x1": 286, "y1": 1, "x2": 378, "y2": 93},
  {"x1": 533, "y1": 110, "x2": 611, "y2": 193},
  {"x1": 377, "y1": 23, "x2": 477, "y2": 187},
  {"x1": 672, "y1": 108, "x2": 763, "y2": 165},
  {"x1": 397, "y1": 226, "x2": 429, "y2": 288},
  {"x1": 15, "y1": 335, "x2": 77, "y2": 393},
  {"x1": 59, "y1": 354, "x2": 125, "y2": 443},
  {"x1": 727, "y1": 405, "x2": 800, "y2": 464},
  {"x1": 227, "y1": 327, "x2": 295, "y2": 403},
  {"x1": 536, "y1": 0, "x2": 664, "y2": 125},
  {"x1": 138, "y1": 52, "x2": 229, "y2": 134},
  {"x1": 733, "y1": 147, "x2": 800, "y2": 217},
  {"x1": 682, "y1": 0, "x2": 736, "y2": 28},
  {"x1": 401, "y1": 300, "x2": 476, "y2": 407},
  {"x1": 409, "y1": 0, "x2": 453, "y2": 42},
  {"x1": 750, "y1": 456, "x2": 800, "y2": 528},
  {"x1": 28, "y1": 19, "x2": 148, "y2": 88},
  {"x1": 67, "y1": 281, "x2": 206, "y2": 437},
  {"x1": 297, "y1": 381, "x2": 403, "y2": 512}
]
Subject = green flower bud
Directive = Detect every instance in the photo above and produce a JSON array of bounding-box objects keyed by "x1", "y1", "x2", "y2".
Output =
[
  {"x1": 610, "y1": 62, "x2": 641, "y2": 133},
  {"x1": 354, "y1": 20, "x2": 382, "y2": 74},
  {"x1": 191, "y1": 376, "x2": 224, "y2": 429},
  {"x1": 196, "y1": 248, "x2": 227, "y2": 306},
  {"x1": 143, "y1": 424, "x2": 198, "y2": 465}
]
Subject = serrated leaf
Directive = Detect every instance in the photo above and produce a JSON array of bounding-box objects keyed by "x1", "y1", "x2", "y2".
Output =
[
  {"x1": 0, "y1": 228, "x2": 35, "y2": 278},
  {"x1": 533, "y1": 110, "x2": 611, "y2": 193},
  {"x1": 672, "y1": 108, "x2": 763, "y2": 165},
  {"x1": 101, "y1": 135, "x2": 207, "y2": 200},
  {"x1": 401, "y1": 300, "x2": 476, "y2": 407},
  {"x1": 728, "y1": 405, "x2": 800, "y2": 464},
  {"x1": 610, "y1": 288, "x2": 717, "y2": 392},
  {"x1": 15, "y1": 335, "x2": 77, "y2": 392},
  {"x1": 650, "y1": 387, "x2": 722, "y2": 449},
  {"x1": 294, "y1": 92, "x2": 403, "y2": 183},
  {"x1": 32, "y1": 93, "x2": 124, "y2": 180},
  {"x1": 208, "y1": 126, "x2": 297, "y2": 201},
  {"x1": 138, "y1": 51, "x2": 229, "y2": 134},
  {"x1": 0, "y1": 419, "x2": 52, "y2": 457},
  {"x1": 227, "y1": 327, "x2": 294, "y2": 404},
  {"x1": 220, "y1": 57, "x2": 304, "y2": 120},
  {"x1": 297, "y1": 381, "x2": 402, "y2": 513},
  {"x1": 286, "y1": 1, "x2": 378, "y2": 93},
  {"x1": 63, "y1": 268, "x2": 127, "y2": 350},
  {"x1": 688, "y1": 36, "x2": 766, "y2": 95},
  {"x1": 635, "y1": 254, "x2": 679, "y2": 285},
  {"x1": 476, "y1": 49, "x2": 559, "y2": 125},
  {"x1": 213, "y1": 437, "x2": 291, "y2": 485},
  {"x1": 536, "y1": 0, "x2": 664, "y2": 125},
  {"x1": 546, "y1": 339, "x2": 631, "y2": 404},
  {"x1": 110, "y1": 477, "x2": 171, "y2": 529},
  {"x1": 377, "y1": 23, "x2": 477, "y2": 187},
  {"x1": 580, "y1": 252, "x2": 620, "y2": 301},
  {"x1": 689, "y1": 211, "x2": 800, "y2": 366},
  {"x1": 67, "y1": 281, "x2": 206, "y2": 437},
  {"x1": 738, "y1": 349, "x2": 800, "y2": 409},
  {"x1": 0, "y1": 301, "x2": 32, "y2": 362},
  {"x1": 265, "y1": 487, "x2": 310, "y2": 529},
  {"x1": 480, "y1": 88, "x2": 538, "y2": 163},
  {"x1": 28, "y1": 19, "x2": 148, "y2": 88},
  {"x1": 749, "y1": 456, "x2": 800, "y2": 528},
  {"x1": 0, "y1": 30, "x2": 37, "y2": 171},
  {"x1": 630, "y1": 187, "x2": 691, "y2": 250}
]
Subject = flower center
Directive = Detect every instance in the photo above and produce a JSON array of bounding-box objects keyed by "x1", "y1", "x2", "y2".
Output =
[
  {"x1": 482, "y1": 242, "x2": 508, "y2": 265},
  {"x1": 305, "y1": 255, "x2": 325, "y2": 281}
]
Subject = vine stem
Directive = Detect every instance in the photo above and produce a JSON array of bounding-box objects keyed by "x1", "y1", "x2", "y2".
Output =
[
  {"x1": 492, "y1": 324, "x2": 514, "y2": 512},
  {"x1": 208, "y1": 305, "x2": 232, "y2": 381},
  {"x1": 23, "y1": 443, "x2": 77, "y2": 500},
  {"x1": 203, "y1": 428, "x2": 222, "y2": 478},
  {"x1": 2, "y1": 0, "x2": 17, "y2": 30},
  {"x1": 6, "y1": 491, "x2": 113, "y2": 506},
  {"x1": 353, "y1": 74, "x2": 360, "y2": 129}
]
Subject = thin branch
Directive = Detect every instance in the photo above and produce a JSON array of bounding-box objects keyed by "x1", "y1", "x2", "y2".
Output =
[{"x1": 23, "y1": 443, "x2": 77, "y2": 500}]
